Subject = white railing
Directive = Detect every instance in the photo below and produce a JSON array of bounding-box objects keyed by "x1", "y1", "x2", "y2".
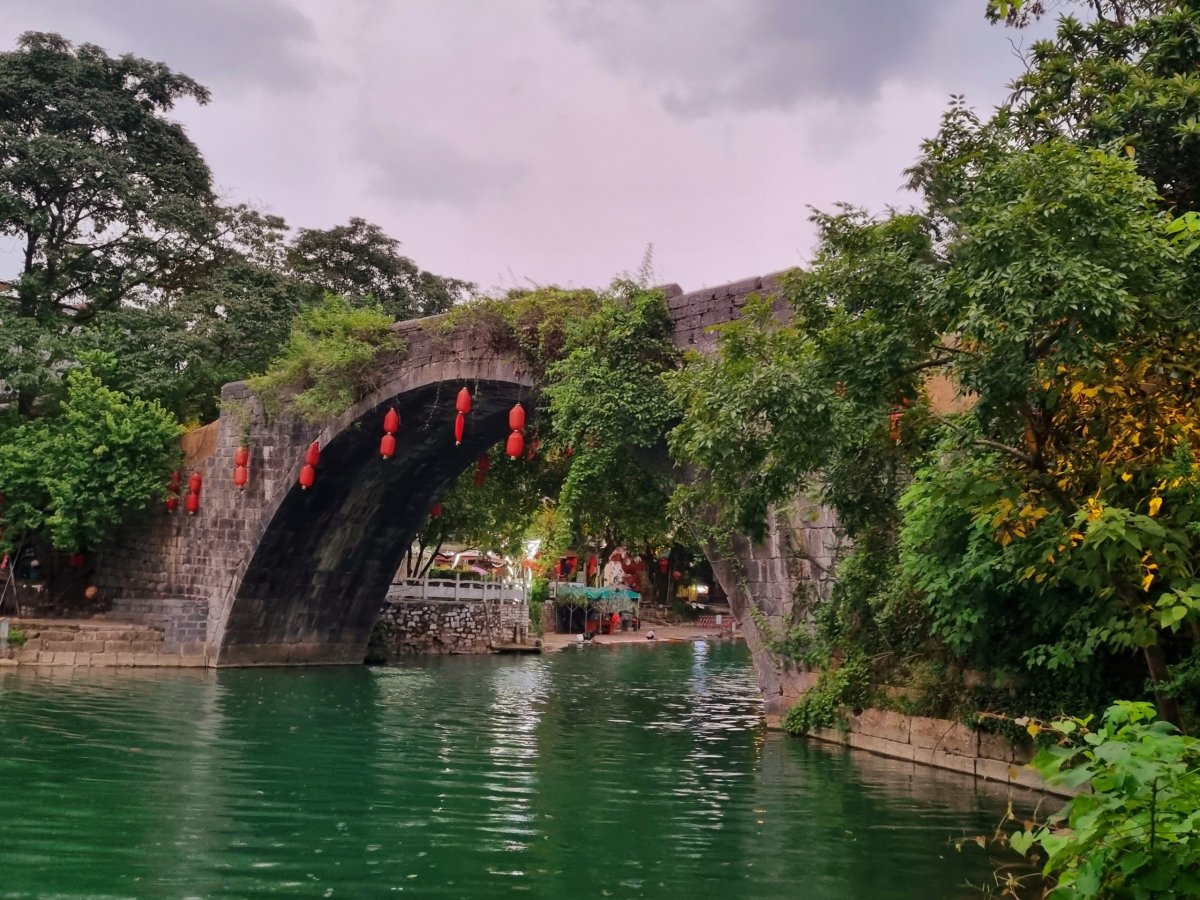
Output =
[{"x1": 386, "y1": 574, "x2": 528, "y2": 605}]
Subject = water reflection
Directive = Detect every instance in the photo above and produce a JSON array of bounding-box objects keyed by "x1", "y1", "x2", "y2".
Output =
[{"x1": 0, "y1": 643, "x2": 1026, "y2": 898}]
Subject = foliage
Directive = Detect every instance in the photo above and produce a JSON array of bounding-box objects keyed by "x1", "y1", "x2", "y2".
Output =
[
  {"x1": 780, "y1": 656, "x2": 870, "y2": 736},
  {"x1": 287, "y1": 217, "x2": 470, "y2": 321},
  {"x1": 3, "y1": 627, "x2": 27, "y2": 649},
  {"x1": 1008, "y1": 701, "x2": 1200, "y2": 897},
  {"x1": 544, "y1": 284, "x2": 680, "y2": 555},
  {"x1": 433, "y1": 286, "x2": 606, "y2": 380},
  {"x1": 0, "y1": 369, "x2": 180, "y2": 551},
  {"x1": 248, "y1": 294, "x2": 406, "y2": 422},
  {"x1": 0, "y1": 32, "x2": 219, "y2": 415}
]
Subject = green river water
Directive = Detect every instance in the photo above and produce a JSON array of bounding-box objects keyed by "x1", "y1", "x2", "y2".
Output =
[{"x1": 0, "y1": 641, "x2": 1029, "y2": 899}]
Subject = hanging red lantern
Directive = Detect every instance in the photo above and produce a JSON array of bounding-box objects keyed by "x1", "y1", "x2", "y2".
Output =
[
  {"x1": 659, "y1": 557, "x2": 670, "y2": 575},
  {"x1": 68, "y1": 553, "x2": 86, "y2": 569},
  {"x1": 299, "y1": 464, "x2": 316, "y2": 490},
  {"x1": 233, "y1": 465, "x2": 249, "y2": 490},
  {"x1": 673, "y1": 570, "x2": 683, "y2": 582},
  {"x1": 234, "y1": 446, "x2": 250, "y2": 468},
  {"x1": 509, "y1": 402, "x2": 526, "y2": 432},
  {"x1": 456, "y1": 387, "x2": 472, "y2": 415},
  {"x1": 380, "y1": 433, "x2": 396, "y2": 459},
  {"x1": 430, "y1": 501, "x2": 442, "y2": 518},
  {"x1": 454, "y1": 411, "x2": 466, "y2": 445},
  {"x1": 383, "y1": 408, "x2": 400, "y2": 434},
  {"x1": 474, "y1": 454, "x2": 490, "y2": 486},
  {"x1": 586, "y1": 555, "x2": 598, "y2": 577},
  {"x1": 168, "y1": 471, "x2": 181, "y2": 492},
  {"x1": 165, "y1": 495, "x2": 180, "y2": 513},
  {"x1": 185, "y1": 492, "x2": 200, "y2": 515},
  {"x1": 506, "y1": 430, "x2": 525, "y2": 459},
  {"x1": 188, "y1": 472, "x2": 202, "y2": 496},
  {"x1": 304, "y1": 441, "x2": 321, "y2": 467}
]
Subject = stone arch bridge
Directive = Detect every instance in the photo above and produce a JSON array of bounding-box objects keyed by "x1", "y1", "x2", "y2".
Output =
[{"x1": 96, "y1": 271, "x2": 840, "y2": 691}]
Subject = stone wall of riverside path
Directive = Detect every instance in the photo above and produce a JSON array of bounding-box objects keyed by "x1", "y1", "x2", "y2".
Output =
[{"x1": 372, "y1": 598, "x2": 529, "y2": 658}]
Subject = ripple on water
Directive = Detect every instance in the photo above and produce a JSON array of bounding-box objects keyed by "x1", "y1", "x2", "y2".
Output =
[{"x1": 0, "y1": 643, "x2": 1033, "y2": 899}]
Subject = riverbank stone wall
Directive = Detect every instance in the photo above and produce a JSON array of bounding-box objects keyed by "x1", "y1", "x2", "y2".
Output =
[{"x1": 372, "y1": 598, "x2": 529, "y2": 659}]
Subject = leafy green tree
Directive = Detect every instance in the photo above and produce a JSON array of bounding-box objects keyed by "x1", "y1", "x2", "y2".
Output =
[
  {"x1": 544, "y1": 284, "x2": 680, "y2": 555},
  {"x1": 287, "y1": 218, "x2": 470, "y2": 322},
  {"x1": 0, "y1": 369, "x2": 180, "y2": 552},
  {"x1": 1009, "y1": 701, "x2": 1200, "y2": 896},
  {"x1": 0, "y1": 32, "x2": 219, "y2": 415}
]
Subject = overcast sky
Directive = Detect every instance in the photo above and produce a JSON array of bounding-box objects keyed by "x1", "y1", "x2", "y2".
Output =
[{"x1": 0, "y1": 1, "x2": 1052, "y2": 294}]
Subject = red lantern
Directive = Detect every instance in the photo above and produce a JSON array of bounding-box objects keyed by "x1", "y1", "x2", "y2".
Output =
[
  {"x1": 165, "y1": 495, "x2": 180, "y2": 513},
  {"x1": 673, "y1": 570, "x2": 683, "y2": 582},
  {"x1": 454, "y1": 411, "x2": 466, "y2": 445},
  {"x1": 586, "y1": 555, "x2": 598, "y2": 577},
  {"x1": 474, "y1": 454, "x2": 490, "y2": 486},
  {"x1": 299, "y1": 464, "x2": 316, "y2": 490},
  {"x1": 430, "y1": 501, "x2": 442, "y2": 518},
  {"x1": 506, "y1": 430, "x2": 525, "y2": 459},
  {"x1": 68, "y1": 553, "x2": 86, "y2": 569},
  {"x1": 188, "y1": 472, "x2": 202, "y2": 496},
  {"x1": 304, "y1": 441, "x2": 321, "y2": 467},
  {"x1": 659, "y1": 557, "x2": 670, "y2": 575},
  {"x1": 456, "y1": 387, "x2": 472, "y2": 415},
  {"x1": 509, "y1": 403, "x2": 526, "y2": 432},
  {"x1": 233, "y1": 464, "x2": 249, "y2": 490},
  {"x1": 185, "y1": 492, "x2": 200, "y2": 515},
  {"x1": 383, "y1": 408, "x2": 400, "y2": 434},
  {"x1": 168, "y1": 471, "x2": 181, "y2": 492},
  {"x1": 234, "y1": 446, "x2": 250, "y2": 467},
  {"x1": 380, "y1": 433, "x2": 396, "y2": 459}
]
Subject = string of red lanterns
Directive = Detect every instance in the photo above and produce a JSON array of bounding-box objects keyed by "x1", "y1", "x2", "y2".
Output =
[
  {"x1": 185, "y1": 472, "x2": 202, "y2": 515},
  {"x1": 299, "y1": 441, "x2": 320, "y2": 489},
  {"x1": 506, "y1": 402, "x2": 525, "y2": 459},
  {"x1": 233, "y1": 445, "x2": 250, "y2": 491},
  {"x1": 166, "y1": 471, "x2": 181, "y2": 513},
  {"x1": 381, "y1": 407, "x2": 400, "y2": 459},
  {"x1": 454, "y1": 387, "x2": 472, "y2": 445}
]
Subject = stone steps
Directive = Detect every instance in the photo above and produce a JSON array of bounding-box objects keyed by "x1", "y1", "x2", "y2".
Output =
[{"x1": 0, "y1": 618, "x2": 205, "y2": 667}]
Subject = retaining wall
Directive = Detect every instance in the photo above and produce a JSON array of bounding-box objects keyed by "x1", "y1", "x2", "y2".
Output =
[{"x1": 373, "y1": 598, "x2": 529, "y2": 658}]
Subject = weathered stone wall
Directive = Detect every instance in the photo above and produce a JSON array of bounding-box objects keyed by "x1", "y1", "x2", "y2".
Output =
[
  {"x1": 1, "y1": 618, "x2": 206, "y2": 668},
  {"x1": 705, "y1": 496, "x2": 845, "y2": 719},
  {"x1": 802, "y1": 708, "x2": 1072, "y2": 797},
  {"x1": 373, "y1": 598, "x2": 528, "y2": 658}
]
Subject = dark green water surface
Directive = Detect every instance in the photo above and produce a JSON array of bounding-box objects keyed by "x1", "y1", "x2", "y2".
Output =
[{"x1": 1, "y1": 641, "x2": 1023, "y2": 898}]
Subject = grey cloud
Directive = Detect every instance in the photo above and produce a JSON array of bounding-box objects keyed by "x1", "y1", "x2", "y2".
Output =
[
  {"x1": 0, "y1": 0, "x2": 321, "y2": 92},
  {"x1": 355, "y1": 124, "x2": 528, "y2": 209},
  {"x1": 548, "y1": 0, "x2": 1015, "y2": 117}
]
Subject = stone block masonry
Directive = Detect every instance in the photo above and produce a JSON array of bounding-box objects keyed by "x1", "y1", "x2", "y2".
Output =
[{"x1": 372, "y1": 598, "x2": 529, "y2": 659}]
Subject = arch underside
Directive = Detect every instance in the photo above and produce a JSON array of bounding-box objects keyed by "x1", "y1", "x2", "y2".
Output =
[{"x1": 217, "y1": 379, "x2": 529, "y2": 666}]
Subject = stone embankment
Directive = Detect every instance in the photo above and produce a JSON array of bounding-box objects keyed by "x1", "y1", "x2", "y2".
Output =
[
  {"x1": 371, "y1": 598, "x2": 530, "y2": 659},
  {"x1": 1, "y1": 618, "x2": 206, "y2": 667}
]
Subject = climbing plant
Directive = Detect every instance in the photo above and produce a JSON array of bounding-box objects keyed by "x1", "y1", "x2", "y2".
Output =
[{"x1": 248, "y1": 294, "x2": 406, "y2": 422}]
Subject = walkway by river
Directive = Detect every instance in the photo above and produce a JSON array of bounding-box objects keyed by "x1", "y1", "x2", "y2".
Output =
[{"x1": 0, "y1": 641, "x2": 1031, "y2": 898}]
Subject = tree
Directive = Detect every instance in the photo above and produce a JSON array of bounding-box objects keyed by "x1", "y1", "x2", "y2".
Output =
[
  {"x1": 0, "y1": 368, "x2": 180, "y2": 552},
  {"x1": 287, "y1": 218, "x2": 470, "y2": 322},
  {"x1": 0, "y1": 32, "x2": 219, "y2": 415}
]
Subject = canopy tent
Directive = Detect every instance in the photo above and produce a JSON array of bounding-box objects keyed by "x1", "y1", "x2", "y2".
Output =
[{"x1": 551, "y1": 583, "x2": 640, "y2": 613}]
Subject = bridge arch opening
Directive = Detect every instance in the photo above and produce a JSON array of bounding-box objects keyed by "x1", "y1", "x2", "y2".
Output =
[{"x1": 216, "y1": 377, "x2": 532, "y2": 666}]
